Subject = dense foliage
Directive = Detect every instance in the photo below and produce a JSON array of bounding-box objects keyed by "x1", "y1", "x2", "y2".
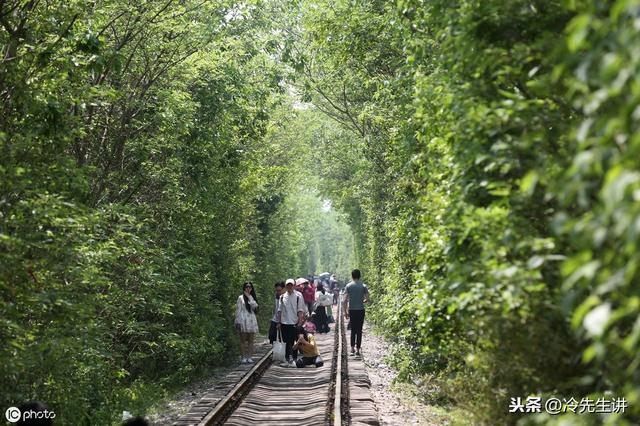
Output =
[
  {"x1": 2, "y1": 0, "x2": 639, "y2": 424},
  {"x1": 286, "y1": 0, "x2": 640, "y2": 424},
  {"x1": 0, "y1": 1, "x2": 351, "y2": 423}
]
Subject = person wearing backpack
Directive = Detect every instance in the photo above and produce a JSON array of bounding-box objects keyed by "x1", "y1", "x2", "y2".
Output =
[
  {"x1": 269, "y1": 281, "x2": 285, "y2": 344},
  {"x1": 276, "y1": 278, "x2": 305, "y2": 367}
]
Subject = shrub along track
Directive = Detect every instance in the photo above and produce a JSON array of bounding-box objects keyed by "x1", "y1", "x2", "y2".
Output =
[{"x1": 171, "y1": 304, "x2": 359, "y2": 425}]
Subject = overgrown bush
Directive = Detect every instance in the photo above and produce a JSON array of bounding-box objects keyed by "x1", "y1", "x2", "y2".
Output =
[{"x1": 288, "y1": 0, "x2": 640, "y2": 424}]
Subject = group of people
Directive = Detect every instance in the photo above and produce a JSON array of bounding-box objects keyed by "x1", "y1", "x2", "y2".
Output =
[
  {"x1": 14, "y1": 272, "x2": 366, "y2": 425},
  {"x1": 270, "y1": 278, "x2": 326, "y2": 368},
  {"x1": 234, "y1": 269, "x2": 369, "y2": 367}
]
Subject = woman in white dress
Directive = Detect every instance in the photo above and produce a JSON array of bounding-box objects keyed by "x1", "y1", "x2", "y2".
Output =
[{"x1": 235, "y1": 281, "x2": 259, "y2": 363}]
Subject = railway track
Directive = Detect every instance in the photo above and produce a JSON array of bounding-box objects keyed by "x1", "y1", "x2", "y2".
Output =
[{"x1": 172, "y1": 303, "x2": 371, "y2": 426}]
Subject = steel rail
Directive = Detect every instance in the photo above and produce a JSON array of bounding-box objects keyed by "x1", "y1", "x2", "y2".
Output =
[
  {"x1": 198, "y1": 349, "x2": 273, "y2": 426},
  {"x1": 195, "y1": 300, "x2": 345, "y2": 425},
  {"x1": 333, "y1": 301, "x2": 343, "y2": 426}
]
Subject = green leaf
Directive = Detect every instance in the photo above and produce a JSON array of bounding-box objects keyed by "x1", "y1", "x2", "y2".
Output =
[
  {"x1": 566, "y1": 14, "x2": 591, "y2": 52},
  {"x1": 520, "y1": 170, "x2": 539, "y2": 196}
]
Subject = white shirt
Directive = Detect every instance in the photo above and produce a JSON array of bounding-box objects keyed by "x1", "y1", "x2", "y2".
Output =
[
  {"x1": 235, "y1": 295, "x2": 258, "y2": 333},
  {"x1": 316, "y1": 290, "x2": 333, "y2": 307},
  {"x1": 277, "y1": 290, "x2": 304, "y2": 324}
]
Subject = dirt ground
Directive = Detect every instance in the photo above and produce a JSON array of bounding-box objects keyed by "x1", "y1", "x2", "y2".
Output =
[
  {"x1": 359, "y1": 323, "x2": 453, "y2": 426},
  {"x1": 147, "y1": 341, "x2": 271, "y2": 425}
]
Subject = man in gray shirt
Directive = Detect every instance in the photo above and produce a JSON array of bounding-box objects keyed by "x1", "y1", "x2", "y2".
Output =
[{"x1": 342, "y1": 269, "x2": 369, "y2": 356}]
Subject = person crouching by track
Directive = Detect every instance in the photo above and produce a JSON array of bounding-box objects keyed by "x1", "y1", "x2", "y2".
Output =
[
  {"x1": 269, "y1": 281, "x2": 285, "y2": 344},
  {"x1": 276, "y1": 278, "x2": 305, "y2": 367},
  {"x1": 292, "y1": 326, "x2": 324, "y2": 368},
  {"x1": 235, "y1": 281, "x2": 259, "y2": 364}
]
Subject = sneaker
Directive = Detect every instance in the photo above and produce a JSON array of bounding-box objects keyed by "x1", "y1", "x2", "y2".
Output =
[
  {"x1": 288, "y1": 360, "x2": 297, "y2": 368},
  {"x1": 241, "y1": 358, "x2": 247, "y2": 364},
  {"x1": 349, "y1": 348, "x2": 356, "y2": 356},
  {"x1": 279, "y1": 361, "x2": 290, "y2": 367},
  {"x1": 246, "y1": 358, "x2": 254, "y2": 364},
  {"x1": 355, "y1": 350, "x2": 361, "y2": 356}
]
